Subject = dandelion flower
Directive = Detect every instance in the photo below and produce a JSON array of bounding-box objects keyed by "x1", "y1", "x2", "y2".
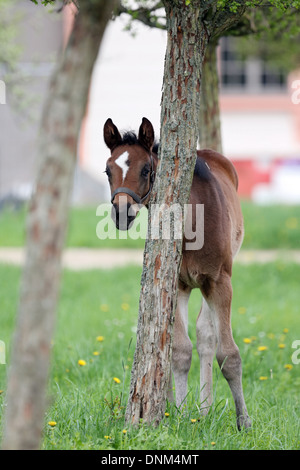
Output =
[
  {"x1": 278, "y1": 343, "x2": 285, "y2": 349},
  {"x1": 243, "y1": 338, "x2": 252, "y2": 344},
  {"x1": 48, "y1": 421, "x2": 57, "y2": 427},
  {"x1": 284, "y1": 364, "x2": 293, "y2": 370},
  {"x1": 238, "y1": 307, "x2": 247, "y2": 314},
  {"x1": 283, "y1": 328, "x2": 289, "y2": 334},
  {"x1": 211, "y1": 442, "x2": 216, "y2": 446},
  {"x1": 78, "y1": 359, "x2": 87, "y2": 366},
  {"x1": 122, "y1": 429, "x2": 127, "y2": 434},
  {"x1": 93, "y1": 351, "x2": 100, "y2": 356},
  {"x1": 113, "y1": 377, "x2": 121, "y2": 384},
  {"x1": 96, "y1": 336, "x2": 105, "y2": 342},
  {"x1": 104, "y1": 435, "x2": 111, "y2": 440},
  {"x1": 121, "y1": 303, "x2": 130, "y2": 311},
  {"x1": 259, "y1": 376, "x2": 268, "y2": 381},
  {"x1": 100, "y1": 304, "x2": 109, "y2": 312},
  {"x1": 191, "y1": 419, "x2": 197, "y2": 423},
  {"x1": 165, "y1": 412, "x2": 170, "y2": 417},
  {"x1": 285, "y1": 217, "x2": 298, "y2": 229},
  {"x1": 258, "y1": 346, "x2": 268, "y2": 352}
]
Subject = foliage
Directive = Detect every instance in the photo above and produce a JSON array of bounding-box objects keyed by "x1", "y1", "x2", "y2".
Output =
[
  {"x1": 119, "y1": 0, "x2": 300, "y2": 66},
  {"x1": 0, "y1": 1, "x2": 22, "y2": 77},
  {"x1": 0, "y1": 262, "x2": 299, "y2": 449}
]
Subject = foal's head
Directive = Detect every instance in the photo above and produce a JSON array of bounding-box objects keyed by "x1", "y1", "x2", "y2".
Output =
[{"x1": 103, "y1": 117, "x2": 156, "y2": 230}]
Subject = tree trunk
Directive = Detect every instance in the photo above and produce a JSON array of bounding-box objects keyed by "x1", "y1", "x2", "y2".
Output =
[
  {"x1": 199, "y1": 40, "x2": 223, "y2": 153},
  {"x1": 1, "y1": 0, "x2": 117, "y2": 450},
  {"x1": 125, "y1": 0, "x2": 210, "y2": 426}
]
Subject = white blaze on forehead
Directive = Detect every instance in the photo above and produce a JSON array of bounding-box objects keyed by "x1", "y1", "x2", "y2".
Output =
[{"x1": 115, "y1": 151, "x2": 129, "y2": 181}]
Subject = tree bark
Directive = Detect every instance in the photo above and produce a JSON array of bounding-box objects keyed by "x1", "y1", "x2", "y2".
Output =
[
  {"x1": 199, "y1": 40, "x2": 223, "y2": 153},
  {"x1": 125, "y1": 0, "x2": 210, "y2": 427},
  {"x1": 1, "y1": 0, "x2": 117, "y2": 450}
]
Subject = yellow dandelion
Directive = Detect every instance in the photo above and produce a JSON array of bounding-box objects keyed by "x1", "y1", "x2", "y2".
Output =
[
  {"x1": 104, "y1": 435, "x2": 111, "y2": 440},
  {"x1": 211, "y1": 442, "x2": 216, "y2": 446},
  {"x1": 258, "y1": 346, "x2": 268, "y2": 352},
  {"x1": 96, "y1": 336, "x2": 105, "y2": 342},
  {"x1": 121, "y1": 303, "x2": 130, "y2": 311},
  {"x1": 93, "y1": 351, "x2": 100, "y2": 356},
  {"x1": 0, "y1": 390, "x2": 3, "y2": 395},
  {"x1": 191, "y1": 419, "x2": 197, "y2": 423},
  {"x1": 48, "y1": 421, "x2": 57, "y2": 427},
  {"x1": 165, "y1": 412, "x2": 170, "y2": 417},
  {"x1": 78, "y1": 359, "x2": 87, "y2": 366},
  {"x1": 259, "y1": 376, "x2": 268, "y2": 381},
  {"x1": 238, "y1": 307, "x2": 247, "y2": 315},
  {"x1": 278, "y1": 343, "x2": 286, "y2": 349},
  {"x1": 113, "y1": 377, "x2": 121, "y2": 384},
  {"x1": 283, "y1": 328, "x2": 289, "y2": 334},
  {"x1": 284, "y1": 364, "x2": 293, "y2": 370},
  {"x1": 285, "y1": 217, "x2": 298, "y2": 229},
  {"x1": 243, "y1": 338, "x2": 252, "y2": 344},
  {"x1": 122, "y1": 429, "x2": 127, "y2": 434},
  {"x1": 100, "y1": 304, "x2": 109, "y2": 312}
]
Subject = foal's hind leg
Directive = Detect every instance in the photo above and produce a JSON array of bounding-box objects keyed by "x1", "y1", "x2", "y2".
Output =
[
  {"x1": 207, "y1": 271, "x2": 251, "y2": 430},
  {"x1": 172, "y1": 286, "x2": 192, "y2": 408},
  {"x1": 196, "y1": 299, "x2": 217, "y2": 415}
]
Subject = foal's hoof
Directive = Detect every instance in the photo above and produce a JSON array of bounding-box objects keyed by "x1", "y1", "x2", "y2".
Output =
[{"x1": 237, "y1": 414, "x2": 252, "y2": 431}]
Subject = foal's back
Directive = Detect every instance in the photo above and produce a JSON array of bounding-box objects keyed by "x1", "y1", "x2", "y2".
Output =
[{"x1": 179, "y1": 149, "x2": 244, "y2": 291}]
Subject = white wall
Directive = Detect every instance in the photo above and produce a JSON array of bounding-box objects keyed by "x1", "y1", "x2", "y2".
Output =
[{"x1": 221, "y1": 111, "x2": 300, "y2": 159}]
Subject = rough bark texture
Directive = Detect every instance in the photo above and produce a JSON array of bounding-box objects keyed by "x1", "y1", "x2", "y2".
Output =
[
  {"x1": 199, "y1": 41, "x2": 223, "y2": 153},
  {"x1": 125, "y1": 0, "x2": 210, "y2": 426},
  {"x1": 125, "y1": 0, "x2": 248, "y2": 427},
  {"x1": 1, "y1": 0, "x2": 117, "y2": 450}
]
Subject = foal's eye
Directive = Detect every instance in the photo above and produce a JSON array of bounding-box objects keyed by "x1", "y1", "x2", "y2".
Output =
[
  {"x1": 104, "y1": 166, "x2": 112, "y2": 178},
  {"x1": 141, "y1": 166, "x2": 150, "y2": 179}
]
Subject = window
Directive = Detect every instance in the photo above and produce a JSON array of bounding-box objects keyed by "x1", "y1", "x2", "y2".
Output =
[{"x1": 219, "y1": 37, "x2": 287, "y2": 93}]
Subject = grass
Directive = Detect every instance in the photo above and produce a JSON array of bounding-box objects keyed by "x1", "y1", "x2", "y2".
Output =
[
  {"x1": 1, "y1": 201, "x2": 300, "y2": 249},
  {"x1": 0, "y1": 262, "x2": 299, "y2": 450}
]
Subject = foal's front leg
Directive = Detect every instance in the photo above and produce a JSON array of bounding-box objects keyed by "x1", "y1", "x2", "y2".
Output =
[
  {"x1": 208, "y1": 272, "x2": 251, "y2": 430},
  {"x1": 171, "y1": 286, "x2": 192, "y2": 408}
]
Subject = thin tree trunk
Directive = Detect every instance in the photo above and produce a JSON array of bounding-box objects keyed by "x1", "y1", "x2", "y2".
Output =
[
  {"x1": 199, "y1": 40, "x2": 223, "y2": 153},
  {"x1": 1, "y1": 0, "x2": 117, "y2": 450},
  {"x1": 125, "y1": 0, "x2": 209, "y2": 426}
]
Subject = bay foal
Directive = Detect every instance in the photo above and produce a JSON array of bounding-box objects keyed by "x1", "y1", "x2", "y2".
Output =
[{"x1": 103, "y1": 117, "x2": 251, "y2": 429}]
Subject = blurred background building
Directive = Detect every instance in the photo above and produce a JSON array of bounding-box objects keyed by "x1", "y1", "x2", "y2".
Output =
[{"x1": 1, "y1": 3, "x2": 300, "y2": 206}]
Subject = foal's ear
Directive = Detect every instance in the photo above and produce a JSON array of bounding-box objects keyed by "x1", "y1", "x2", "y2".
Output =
[
  {"x1": 138, "y1": 117, "x2": 154, "y2": 151},
  {"x1": 103, "y1": 118, "x2": 122, "y2": 151}
]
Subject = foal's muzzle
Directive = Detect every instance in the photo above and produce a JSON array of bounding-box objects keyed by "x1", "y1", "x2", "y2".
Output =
[{"x1": 111, "y1": 202, "x2": 136, "y2": 231}]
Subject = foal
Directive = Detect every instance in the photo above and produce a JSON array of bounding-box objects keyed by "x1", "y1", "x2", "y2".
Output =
[{"x1": 103, "y1": 117, "x2": 251, "y2": 430}]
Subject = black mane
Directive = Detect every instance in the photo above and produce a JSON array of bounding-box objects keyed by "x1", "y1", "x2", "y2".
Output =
[
  {"x1": 120, "y1": 131, "x2": 139, "y2": 146},
  {"x1": 120, "y1": 130, "x2": 160, "y2": 155}
]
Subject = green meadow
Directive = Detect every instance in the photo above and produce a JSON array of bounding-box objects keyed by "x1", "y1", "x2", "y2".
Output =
[
  {"x1": 0, "y1": 201, "x2": 300, "y2": 249},
  {"x1": 0, "y1": 202, "x2": 299, "y2": 449}
]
